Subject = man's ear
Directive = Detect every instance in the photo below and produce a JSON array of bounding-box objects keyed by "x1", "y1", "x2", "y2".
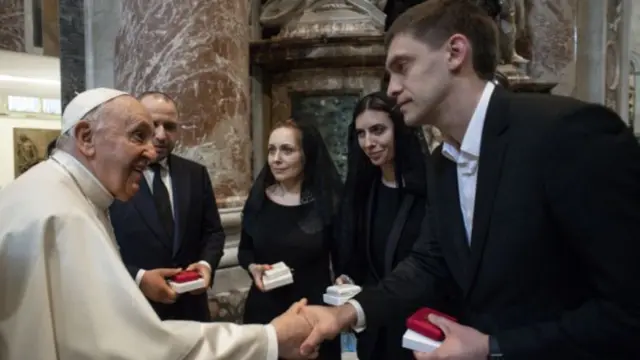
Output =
[
  {"x1": 73, "y1": 120, "x2": 96, "y2": 157},
  {"x1": 445, "y1": 34, "x2": 470, "y2": 73}
]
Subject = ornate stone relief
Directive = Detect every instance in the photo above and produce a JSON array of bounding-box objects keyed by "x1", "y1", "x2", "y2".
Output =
[
  {"x1": 479, "y1": 0, "x2": 531, "y2": 82},
  {"x1": 260, "y1": 0, "x2": 386, "y2": 38},
  {"x1": 496, "y1": 0, "x2": 529, "y2": 65}
]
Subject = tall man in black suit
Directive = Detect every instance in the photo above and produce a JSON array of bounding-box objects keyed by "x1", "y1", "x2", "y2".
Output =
[
  {"x1": 110, "y1": 92, "x2": 225, "y2": 322},
  {"x1": 298, "y1": 1, "x2": 640, "y2": 359}
]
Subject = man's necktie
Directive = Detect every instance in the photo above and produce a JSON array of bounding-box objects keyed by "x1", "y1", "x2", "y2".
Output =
[{"x1": 150, "y1": 163, "x2": 174, "y2": 240}]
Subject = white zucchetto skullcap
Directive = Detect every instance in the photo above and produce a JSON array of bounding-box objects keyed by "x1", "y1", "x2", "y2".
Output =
[{"x1": 61, "y1": 88, "x2": 130, "y2": 134}]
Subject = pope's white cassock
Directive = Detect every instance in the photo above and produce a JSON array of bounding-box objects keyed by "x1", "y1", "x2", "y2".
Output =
[{"x1": 0, "y1": 106, "x2": 278, "y2": 358}]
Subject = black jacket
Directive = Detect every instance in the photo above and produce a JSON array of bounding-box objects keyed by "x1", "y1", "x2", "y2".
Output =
[
  {"x1": 110, "y1": 154, "x2": 225, "y2": 322},
  {"x1": 354, "y1": 86, "x2": 640, "y2": 359}
]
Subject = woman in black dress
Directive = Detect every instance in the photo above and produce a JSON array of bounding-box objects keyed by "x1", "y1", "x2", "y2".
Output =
[
  {"x1": 238, "y1": 119, "x2": 343, "y2": 359},
  {"x1": 333, "y1": 91, "x2": 430, "y2": 360}
]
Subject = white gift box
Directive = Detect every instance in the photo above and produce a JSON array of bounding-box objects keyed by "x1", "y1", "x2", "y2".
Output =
[
  {"x1": 323, "y1": 284, "x2": 362, "y2": 306},
  {"x1": 401, "y1": 329, "x2": 442, "y2": 353},
  {"x1": 168, "y1": 278, "x2": 207, "y2": 294},
  {"x1": 263, "y1": 262, "x2": 290, "y2": 278},
  {"x1": 262, "y1": 262, "x2": 294, "y2": 291}
]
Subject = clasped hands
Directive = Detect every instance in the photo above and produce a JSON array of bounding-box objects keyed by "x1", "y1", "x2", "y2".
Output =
[{"x1": 273, "y1": 300, "x2": 491, "y2": 360}]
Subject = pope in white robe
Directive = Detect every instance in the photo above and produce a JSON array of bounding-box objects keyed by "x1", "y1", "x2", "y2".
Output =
[{"x1": 0, "y1": 88, "x2": 313, "y2": 360}]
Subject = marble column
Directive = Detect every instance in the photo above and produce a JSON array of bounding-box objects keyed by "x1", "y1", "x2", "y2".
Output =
[
  {"x1": 84, "y1": 0, "x2": 121, "y2": 89},
  {"x1": 609, "y1": 0, "x2": 632, "y2": 124},
  {"x1": 59, "y1": 0, "x2": 86, "y2": 109},
  {"x1": 0, "y1": 0, "x2": 26, "y2": 52},
  {"x1": 114, "y1": 0, "x2": 251, "y2": 209},
  {"x1": 573, "y1": 0, "x2": 632, "y2": 123},
  {"x1": 574, "y1": 0, "x2": 607, "y2": 103}
]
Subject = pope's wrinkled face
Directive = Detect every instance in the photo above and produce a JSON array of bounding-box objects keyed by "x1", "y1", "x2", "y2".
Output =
[
  {"x1": 267, "y1": 127, "x2": 304, "y2": 184},
  {"x1": 385, "y1": 33, "x2": 454, "y2": 126},
  {"x1": 78, "y1": 96, "x2": 156, "y2": 200},
  {"x1": 355, "y1": 109, "x2": 395, "y2": 167}
]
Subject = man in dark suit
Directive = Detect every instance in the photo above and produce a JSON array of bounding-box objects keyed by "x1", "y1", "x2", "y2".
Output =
[
  {"x1": 298, "y1": 1, "x2": 640, "y2": 359},
  {"x1": 110, "y1": 91, "x2": 225, "y2": 322}
]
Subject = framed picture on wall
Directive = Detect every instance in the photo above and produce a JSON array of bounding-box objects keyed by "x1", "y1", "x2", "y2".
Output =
[{"x1": 13, "y1": 127, "x2": 59, "y2": 177}]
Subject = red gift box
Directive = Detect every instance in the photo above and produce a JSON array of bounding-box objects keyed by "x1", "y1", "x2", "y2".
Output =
[
  {"x1": 170, "y1": 270, "x2": 202, "y2": 283},
  {"x1": 406, "y1": 307, "x2": 457, "y2": 341}
]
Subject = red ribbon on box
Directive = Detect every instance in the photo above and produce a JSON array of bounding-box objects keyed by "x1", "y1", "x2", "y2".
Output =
[
  {"x1": 170, "y1": 270, "x2": 202, "y2": 283},
  {"x1": 406, "y1": 307, "x2": 457, "y2": 341}
]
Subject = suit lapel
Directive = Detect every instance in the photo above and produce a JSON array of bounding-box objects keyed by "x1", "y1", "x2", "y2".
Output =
[
  {"x1": 364, "y1": 182, "x2": 380, "y2": 281},
  {"x1": 383, "y1": 193, "x2": 414, "y2": 274},
  {"x1": 132, "y1": 177, "x2": 173, "y2": 250},
  {"x1": 169, "y1": 155, "x2": 190, "y2": 255},
  {"x1": 435, "y1": 154, "x2": 470, "y2": 288},
  {"x1": 464, "y1": 87, "x2": 511, "y2": 296}
]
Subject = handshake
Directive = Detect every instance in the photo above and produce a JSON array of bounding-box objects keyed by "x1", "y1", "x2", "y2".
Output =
[{"x1": 269, "y1": 298, "x2": 357, "y2": 359}]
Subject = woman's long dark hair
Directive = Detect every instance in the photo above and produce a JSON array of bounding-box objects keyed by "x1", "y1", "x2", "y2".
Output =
[
  {"x1": 346, "y1": 91, "x2": 427, "y2": 207},
  {"x1": 242, "y1": 120, "x2": 343, "y2": 238},
  {"x1": 334, "y1": 91, "x2": 428, "y2": 275}
]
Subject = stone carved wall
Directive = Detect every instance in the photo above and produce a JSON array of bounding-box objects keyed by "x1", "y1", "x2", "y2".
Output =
[
  {"x1": 271, "y1": 68, "x2": 383, "y2": 122},
  {"x1": 260, "y1": 0, "x2": 386, "y2": 38}
]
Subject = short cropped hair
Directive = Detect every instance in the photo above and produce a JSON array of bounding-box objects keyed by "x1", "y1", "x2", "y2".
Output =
[
  {"x1": 138, "y1": 91, "x2": 177, "y2": 106},
  {"x1": 386, "y1": 0, "x2": 499, "y2": 80}
]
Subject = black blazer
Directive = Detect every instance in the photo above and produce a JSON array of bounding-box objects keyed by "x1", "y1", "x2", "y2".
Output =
[
  {"x1": 354, "y1": 87, "x2": 640, "y2": 359},
  {"x1": 110, "y1": 154, "x2": 225, "y2": 322},
  {"x1": 339, "y1": 180, "x2": 427, "y2": 360},
  {"x1": 340, "y1": 181, "x2": 426, "y2": 285}
]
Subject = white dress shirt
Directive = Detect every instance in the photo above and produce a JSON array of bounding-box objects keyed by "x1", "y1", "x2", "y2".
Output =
[
  {"x1": 134, "y1": 159, "x2": 212, "y2": 286},
  {"x1": 441, "y1": 81, "x2": 495, "y2": 241},
  {"x1": 348, "y1": 81, "x2": 496, "y2": 330}
]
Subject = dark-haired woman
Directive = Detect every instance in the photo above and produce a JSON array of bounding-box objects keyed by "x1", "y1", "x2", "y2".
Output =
[
  {"x1": 238, "y1": 120, "x2": 342, "y2": 359},
  {"x1": 333, "y1": 91, "x2": 430, "y2": 360}
]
